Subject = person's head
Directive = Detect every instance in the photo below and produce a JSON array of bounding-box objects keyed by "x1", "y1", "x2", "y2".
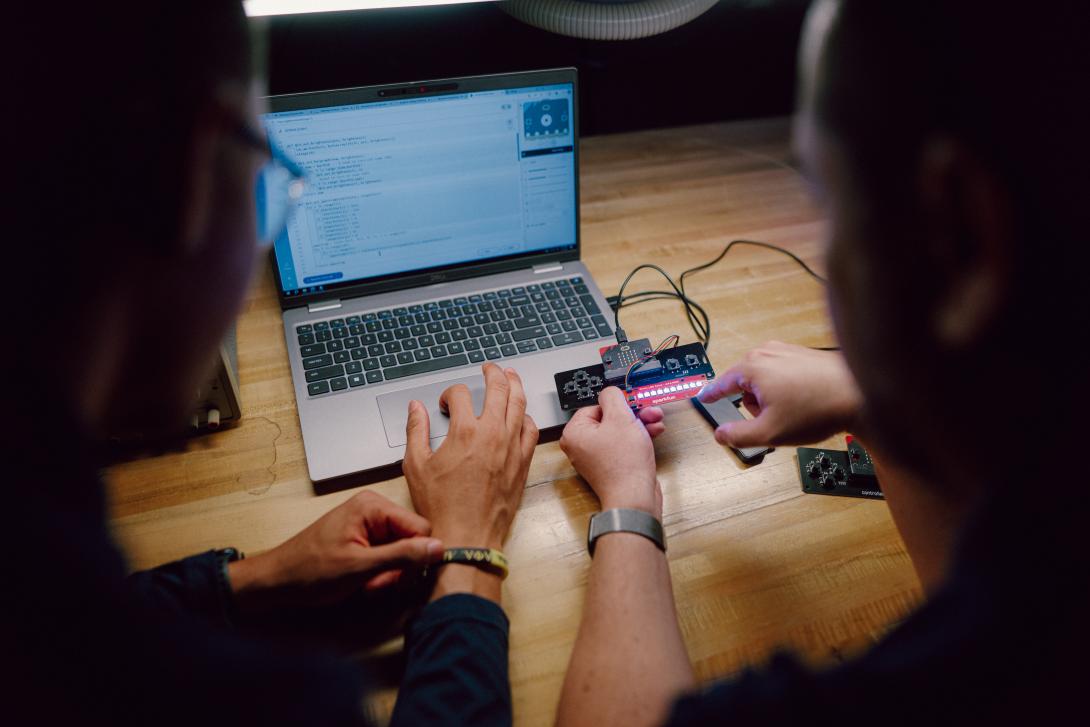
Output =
[
  {"x1": 13, "y1": 3, "x2": 261, "y2": 439},
  {"x1": 794, "y1": 1, "x2": 1090, "y2": 488}
]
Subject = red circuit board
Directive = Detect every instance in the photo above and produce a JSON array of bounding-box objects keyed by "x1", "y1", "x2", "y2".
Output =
[{"x1": 625, "y1": 374, "x2": 708, "y2": 408}]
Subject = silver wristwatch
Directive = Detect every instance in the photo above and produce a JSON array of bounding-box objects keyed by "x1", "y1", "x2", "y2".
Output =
[{"x1": 587, "y1": 508, "x2": 666, "y2": 556}]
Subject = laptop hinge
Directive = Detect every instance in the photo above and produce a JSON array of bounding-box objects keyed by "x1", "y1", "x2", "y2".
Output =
[
  {"x1": 532, "y1": 261, "x2": 564, "y2": 274},
  {"x1": 307, "y1": 299, "x2": 342, "y2": 314}
]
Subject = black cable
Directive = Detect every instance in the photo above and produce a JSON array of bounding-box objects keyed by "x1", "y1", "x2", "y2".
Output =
[{"x1": 610, "y1": 239, "x2": 838, "y2": 352}]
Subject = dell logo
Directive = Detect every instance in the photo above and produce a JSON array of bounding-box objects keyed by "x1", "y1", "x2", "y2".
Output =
[{"x1": 429, "y1": 273, "x2": 446, "y2": 282}]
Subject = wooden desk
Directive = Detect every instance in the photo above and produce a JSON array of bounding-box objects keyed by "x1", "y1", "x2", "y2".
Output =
[{"x1": 106, "y1": 117, "x2": 922, "y2": 726}]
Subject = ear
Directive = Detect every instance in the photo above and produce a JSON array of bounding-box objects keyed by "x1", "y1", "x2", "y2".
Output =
[
  {"x1": 175, "y1": 108, "x2": 220, "y2": 257},
  {"x1": 916, "y1": 137, "x2": 1014, "y2": 350}
]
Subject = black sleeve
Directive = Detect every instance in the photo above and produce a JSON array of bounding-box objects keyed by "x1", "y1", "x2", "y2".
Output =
[
  {"x1": 390, "y1": 593, "x2": 512, "y2": 727},
  {"x1": 126, "y1": 549, "x2": 235, "y2": 627}
]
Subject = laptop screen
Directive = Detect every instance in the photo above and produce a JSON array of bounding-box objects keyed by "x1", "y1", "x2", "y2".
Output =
[{"x1": 264, "y1": 82, "x2": 577, "y2": 298}]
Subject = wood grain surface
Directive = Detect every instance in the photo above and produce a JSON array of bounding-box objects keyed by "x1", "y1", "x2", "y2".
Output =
[{"x1": 106, "y1": 117, "x2": 922, "y2": 726}]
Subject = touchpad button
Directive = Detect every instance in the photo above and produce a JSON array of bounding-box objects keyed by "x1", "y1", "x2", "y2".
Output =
[{"x1": 376, "y1": 375, "x2": 486, "y2": 447}]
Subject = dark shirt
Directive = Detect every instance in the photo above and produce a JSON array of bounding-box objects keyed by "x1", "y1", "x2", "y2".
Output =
[
  {"x1": 7, "y1": 433, "x2": 510, "y2": 726},
  {"x1": 665, "y1": 491, "x2": 1089, "y2": 725}
]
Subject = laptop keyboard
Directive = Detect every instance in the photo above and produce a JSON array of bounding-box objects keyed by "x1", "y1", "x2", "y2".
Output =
[{"x1": 293, "y1": 277, "x2": 613, "y2": 398}]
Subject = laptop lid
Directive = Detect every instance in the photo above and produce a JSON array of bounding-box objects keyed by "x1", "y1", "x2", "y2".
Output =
[{"x1": 263, "y1": 68, "x2": 580, "y2": 310}]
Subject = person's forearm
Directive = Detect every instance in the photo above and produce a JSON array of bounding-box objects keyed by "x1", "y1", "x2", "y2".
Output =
[{"x1": 557, "y1": 532, "x2": 695, "y2": 727}]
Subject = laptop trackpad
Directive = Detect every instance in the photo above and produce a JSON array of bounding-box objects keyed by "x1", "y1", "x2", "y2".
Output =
[{"x1": 377, "y1": 375, "x2": 486, "y2": 447}]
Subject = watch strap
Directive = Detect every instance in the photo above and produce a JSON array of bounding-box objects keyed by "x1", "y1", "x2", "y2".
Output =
[{"x1": 587, "y1": 508, "x2": 665, "y2": 556}]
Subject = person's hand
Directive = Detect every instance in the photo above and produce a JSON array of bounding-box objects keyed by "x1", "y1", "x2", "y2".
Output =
[
  {"x1": 402, "y1": 364, "x2": 539, "y2": 602},
  {"x1": 559, "y1": 387, "x2": 665, "y2": 518},
  {"x1": 697, "y1": 341, "x2": 863, "y2": 448},
  {"x1": 228, "y1": 490, "x2": 443, "y2": 612}
]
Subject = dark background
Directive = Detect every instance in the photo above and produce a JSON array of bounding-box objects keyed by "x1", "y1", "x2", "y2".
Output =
[{"x1": 266, "y1": 0, "x2": 811, "y2": 136}]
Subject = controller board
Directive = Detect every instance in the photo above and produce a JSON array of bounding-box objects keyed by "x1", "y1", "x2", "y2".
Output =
[{"x1": 554, "y1": 341, "x2": 715, "y2": 410}]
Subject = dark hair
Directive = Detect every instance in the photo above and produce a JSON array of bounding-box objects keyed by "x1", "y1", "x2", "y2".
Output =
[
  {"x1": 817, "y1": 1, "x2": 1088, "y2": 317},
  {"x1": 814, "y1": 1, "x2": 1090, "y2": 477},
  {"x1": 11, "y1": 2, "x2": 252, "y2": 305}
]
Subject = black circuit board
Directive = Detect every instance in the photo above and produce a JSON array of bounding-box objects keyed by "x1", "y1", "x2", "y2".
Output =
[
  {"x1": 554, "y1": 342, "x2": 715, "y2": 410},
  {"x1": 797, "y1": 446, "x2": 884, "y2": 500}
]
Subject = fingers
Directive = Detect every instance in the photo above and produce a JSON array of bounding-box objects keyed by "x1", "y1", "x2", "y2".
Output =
[
  {"x1": 362, "y1": 536, "x2": 444, "y2": 572},
  {"x1": 404, "y1": 400, "x2": 433, "y2": 462},
  {"x1": 598, "y1": 386, "x2": 635, "y2": 423},
  {"x1": 357, "y1": 493, "x2": 432, "y2": 541},
  {"x1": 568, "y1": 403, "x2": 604, "y2": 426},
  {"x1": 504, "y1": 368, "x2": 528, "y2": 433},
  {"x1": 480, "y1": 363, "x2": 511, "y2": 421},
  {"x1": 638, "y1": 406, "x2": 666, "y2": 439},
  {"x1": 714, "y1": 412, "x2": 775, "y2": 449},
  {"x1": 698, "y1": 366, "x2": 746, "y2": 404},
  {"x1": 519, "y1": 413, "x2": 539, "y2": 460},
  {"x1": 439, "y1": 383, "x2": 474, "y2": 420}
]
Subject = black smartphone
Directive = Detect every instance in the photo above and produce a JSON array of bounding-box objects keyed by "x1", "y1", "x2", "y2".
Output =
[{"x1": 691, "y1": 395, "x2": 772, "y2": 464}]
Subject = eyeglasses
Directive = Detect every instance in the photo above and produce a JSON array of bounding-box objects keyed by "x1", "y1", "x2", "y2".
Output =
[{"x1": 233, "y1": 122, "x2": 306, "y2": 245}]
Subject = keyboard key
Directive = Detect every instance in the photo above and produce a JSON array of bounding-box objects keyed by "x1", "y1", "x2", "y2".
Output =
[
  {"x1": 497, "y1": 289, "x2": 510, "y2": 297},
  {"x1": 469, "y1": 350, "x2": 485, "y2": 363},
  {"x1": 536, "y1": 337, "x2": 553, "y2": 349},
  {"x1": 542, "y1": 281, "x2": 555, "y2": 289},
  {"x1": 419, "y1": 335, "x2": 434, "y2": 347},
  {"x1": 330, "y1": 318, "x2": 346, "y2": 327},
  {"x1": 484, "y1": 323, "x2": 499, "y2": 335},
  {"x1": 368, "y1": 344, "x2": 384, "y2": 356},
  {"x1": 512, "y1": 286, "x2": 525, "y2": 295},
  {"x1": 348, "y1": 374, "x2": 366, "y2": 387},
  {"x1": 349, "y1": 323, "x2": 365, "y2": 335},
  {"x1": 363, "y1": 358, "x2": 380, "y2": 371},
  {"x1": 344, "y1": 336, "x2": 360, "y2": 348},
  {"x1": 308, "y1": 381, "x2": 330, "y2": 396},
  {"x1": 495, "y1": 332, "x2": 512, "y2": 345},
  {"x1": 514, "y1": 316, "x2": 540, "y2": 328},
  {"x1": 378, "y1": 331, "x2": 393, "y2": 342},
  {"x1": 484, "y1": 347, "x2": 502, "y2": 360},
  {"x1": 366, "y1": 371, "x2": 384, "y2": 384},
  {"x1": 363, "y1": 313, "x2": 377, "y2": 321},
  {"x1": 300, "y1": 344, "x2": 325, "y2": 357},
  {"x1": 447, "y1": 341, "x2": 464, "y2": 354},
  {"x1": 510, "y1": 295, "x2": 530, "y2": 306},
  {"x1": 379, "y1": 355, "x2": 397, "y2": 367},
  {"x1": 436, "y1": 332, "x2": 452, "y2": 344},
  {"x1": 346, "y1": 315, "x2": 361, "y2": 325},
  {"x1": 500, "y1": 344, "x2": 517, "y2": 357},
  {"x1": 552, "y1": 332, "x2": 583, "y2": 346},
  {"x1": 296, "y1": 324, "x2": 313, "y2": 334},
  {"x1": 569, "y1": 276, "x2": 583, "y2": 284},
  {"x1": 547, "y1": 323, "x2": 562, "y2": 334},
  {"x1": 542, "y1": 312, "x2": 556, "y2": 323},
  {"x1": 464, "y1": 339, "x2": 481, "y2": 350},
  {"x1": 403, "y1": 339, "x2": 419, "y2": 350},
  {"x1": 411, "y1": 324, "x2": 427, "y2": 336},
  {"x1": 333, "y1": 327, "x2": 348, "y2": 339},
  {"x1": 480, "y1": 335, "x2": 496, "y2": 348},
  {"x1": 303, "y1": 354, "x2": 333, "y2": 369},
  {"x1": 394, "y1": 328, "x2": 411, "y2": 339},
  {"x1": 345, "y1": 361, "x2": 363, "y2": 374},
  {"x1": 382, "y1": 319, "x2": 397, "y2": 330},
  {"x1": 330, "y1": 377, "x2": 348, "y2": 391},
  {"x1": 384, "y1": 341, "x2": 402, "y2": 353},
  {"x1": 351, "y1": 348, "x2": 367, "y2": 360},
  {"x1": 427, "y1": 321, "x2": 442, "y2": 333},
  {"x1": 316, "y1": 331, "x2": 332, "y2": 342},
  {"x1": 516, "y1": 341, "x2": 537, "y2": 354},
  {"x1": 362, "y1": 333, "x2": 377, "y2": 345},
  {"x1": 409, "y1": 304, "x2": 423, "y2": 312},
  {"x1": 383, "y1": 354, "x2": 470, "y2": 381},
  {"x1": 414, "y1": 349, "x2": 431, "y2": 361},
  {"x1": 499, "y1": 320, "x2": 515, "y2": 332},
  {"x1": 333, "y1": 351, "x2": 350, "y2": 363},
  {"x1": 365, "y1": 321, "x2": 380, "y2": 333},
  {"x1": 298, "y1": 333, "x2": 315, "y2": 346},
  {"x1": 397, "y1": 352, "x2": 414, "y2": 364},
  {"x1": 305, "y1": 364, "x2": 344, "y2": 382},
  {"x1": 451, "y1": 329, "x2": 467, "y2": 341},
  {"x1": 597, "y1": 324, "x2": 613, "y2": 337},
  {"x1": 314, "y1": 321, "x2": 330, "y2": 331},
  {"x1": 577, "y1": 318, "x2": 592, "y2": 329},
  {"x1": 583, "y1": 330, "x2": 598, "y2": 340},
  {"x1": 513, "y1": 326, "x2": 546, "y2": 341},
  {"x1": 562, "y1": 320, "x2": 577, "y2": 332},
  {"x1": 327, "y1": 340, "x2": 344, "y2": 352},
  {"x1": 467, "y1": 326, "x2": 483, "y2": 338},
  {"x1": 443, "y1": 319, "x2": 459, "y2": 331},
  {"x1": 378, "y1": 310, "x2": 393, "y2": 319},
  {"x1": 393, "y1": 307, "x2": 408, "y2": 316},
  {"x1": 430, "y1": 345, "x2": 447, "y2": 358},
  {"x1": 438, "y1": 299, "x2": 454, "y2": 308},
  {"x1": 527, "y1": 284, "x2": 540, "y2": 292}
]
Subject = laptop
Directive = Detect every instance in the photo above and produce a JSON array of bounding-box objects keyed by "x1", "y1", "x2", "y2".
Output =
[{"x1": 263, "y1": 68, "x2": 617, "y2": 481}]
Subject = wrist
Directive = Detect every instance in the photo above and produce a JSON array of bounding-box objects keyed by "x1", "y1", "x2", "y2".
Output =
[{"x1": 429, "y1": 524, "x2": 506, "y2": 552}]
